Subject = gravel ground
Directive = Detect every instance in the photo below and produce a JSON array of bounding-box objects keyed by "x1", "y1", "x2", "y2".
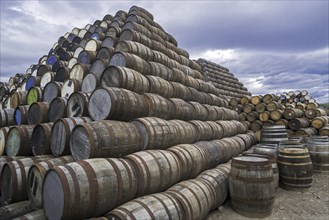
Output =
[{"x1": 205, "y1": 172, "x2": 329, "y2": 220}]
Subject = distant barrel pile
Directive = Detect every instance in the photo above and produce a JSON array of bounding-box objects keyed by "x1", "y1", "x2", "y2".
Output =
[
  {"x1": 197, "y1": 58, "x2": 251, "y2": 99},
  {"x1": 0, "y1": 5, "x2": 259, "y2": 220},
  {"x1": 229, "y1": 91, "x2": 328, "y2": 139}
]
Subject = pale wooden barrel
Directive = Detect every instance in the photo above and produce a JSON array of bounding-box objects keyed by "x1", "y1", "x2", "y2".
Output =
[
  {"x1": 143, "y1": 93, "x2": 174, "y2": 120},
  {"x1": 13, "y1": 209, "x2": 46, "y2": 220},
  {"x1": 5, "y1": 125, "x2": 35, "y2": 156},
  {"x1": 0, "y1": 200, "x2": 34, "y2": 219}
]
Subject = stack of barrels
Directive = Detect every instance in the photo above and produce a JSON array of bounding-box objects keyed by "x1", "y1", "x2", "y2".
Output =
[
  {"x1": 0, "y1": 5, "x2": 259, "y2": 220},
  {"x1": 197, "y1": 58, "x2": 251, "y2": 99},
  {"x1": 229, "y1": 93, "x2": 328, "y2": 140}
]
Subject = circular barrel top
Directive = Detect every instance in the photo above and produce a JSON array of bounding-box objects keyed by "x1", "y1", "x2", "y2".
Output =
[
  {"x1": 43, "y1": 170, "x2": 65, "y2": 220},
  {"x1": 6, "y1": 127, "x2": 21, "y2": 156},
  {"x1": 81, "y1": 73, "x2": 98, "y2": 93},
  {"x1": 88, "y1": 88, "x2": 112, "y2": 120},
  {"x1": 279, "y1": 147, "x2": 308, "y2": 154},
  {"x1": 70, "y1": 125, "x2": 90, "y2": 160}
]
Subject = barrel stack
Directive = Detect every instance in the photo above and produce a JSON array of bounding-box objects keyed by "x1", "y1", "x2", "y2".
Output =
[
  {"x1": 229, "y1": 92, "x2": 328, "y2": 141},
  {"x1": 0, "y1": 5, "x2": 260, "y2": 219}
]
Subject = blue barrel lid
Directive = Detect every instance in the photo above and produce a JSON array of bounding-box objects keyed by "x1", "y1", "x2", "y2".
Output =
[
  {"x1": 47, "y1": 55, "x2": 58, "y2": 65},
  {"x1": 25, "y1": 76, "x2": 36, "y2": 91},
  {"x1": 15, "y1": 109, "x2": 22, "y2": 125}
]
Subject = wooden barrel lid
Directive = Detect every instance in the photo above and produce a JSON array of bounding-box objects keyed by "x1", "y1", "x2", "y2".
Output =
[
  {"x1": 233, "y1": 156, "x2": 269, "y2": 165},
  {"x1": 81, "y1": 73, "x2": 99, "y2": 93},
  {"x1": 40, "y1": 72, "x2": 55, "y2": 87},
  {"x1": 43, "y1": 82, "x2": 62, "y2": 103},
  {"x1": 88, "y1": 88, "x2": 112, "y2": 120},
  {"x1": 27, "y1": 87, "x2": 42, "y2": 105},
  {"x1": 67, "y1": 92, "x2": 90, "y2": 117},
  {"x1": 61, "y1": 79, "x2": 81, "y2": 99},
  {"x1": 6, "y1": 127, "x2": 22, "y2": 156},
  {"x1": 48, "y1": 97, "x2": 67, "y2": 122},
  {"x1": 101, "y1": 37, "x2": 115, "y2": 49}
]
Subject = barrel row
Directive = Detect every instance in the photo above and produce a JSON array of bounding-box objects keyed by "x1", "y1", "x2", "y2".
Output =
[
  {"x1": 40, "y1": 131, "x2": 256, "y2": 219},
  {"x1": 0, "y1": 131, "x2": 256, "y2": 213},
  {"x1": 1, "y1": 115, "x2": 247, "y2": 159},
  {"x1": 105, "y1": 162, "x2": 231, "y2": 220},
  {"x1": 197, "y1": 59, "x2": 251, "y2": 99}
]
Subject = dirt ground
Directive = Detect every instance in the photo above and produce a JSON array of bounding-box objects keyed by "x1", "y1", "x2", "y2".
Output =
[{"x1": 206, "y1": 172, "x2": 329, "y2": 220}]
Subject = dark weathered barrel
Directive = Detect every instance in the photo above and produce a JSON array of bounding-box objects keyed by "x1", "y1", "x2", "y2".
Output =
[
  {"x1": 27, "y1": 102, "x2": 49, "y2": 125},
  {"x1": 0, "y1": 200, "x2": 35, "y2": 219},
  {"x1": 0, "y1": 156, "x2": 53, "y2": 204},
  {"x1": 48, "y1": 97, "x2": 67, "y2": 122},
  {"x1": 42, "y1": 158, "x2": 138, "y2": 219},
  {"x1": 294, "y1": 127, "x2": 318, "y2": 137},
  {"x1": 278, "y1": 147, "x2": 313, "y2": 191},
  {"x1": 190, "y1": 120, "x2": 214, "y2": 141},
  {"x1": 10, "y1": 91, "x2": 28, "y2": 108},
  {"x1": 42, "y1": 82, "x2": 62, "y2": 103},
  {"x1": 320, "y1": 124, "x2": 329, "y2": 136},
  {"x1": 125, "y1": 150, "x2": 181, "y2": 196},
  {"x1": 229, "y1": 156, "x2": 275, "y2": 218},
  {"x1": 169, "y1": 98, "x2": 195, "y2": 121},
  {"x1": 27, "y1": 156, "x2": 74, "y2": 209},
  {"x1": 70, "y1": 120, "x2": 142, "y2": 160},
  {"x1": 283, "y1": 108, "x2": 303, "y2": 120},
  {"x1": 261, "y1": 125, "x2": 288, "y2": 145},
  {"x1": 110, "y1": 51, "x2": 151, "y2": 75},
  {"x1": 307, "y1": 136, "x2": 329, "y2": 172},
  {"x1": 105, "y1": 192, "x2": 184, "y2": 220},
  {"x1": 31, "y1": 123, "x2": 54, "y2": 156},
  {"x1": 166, "y1": 178, "x2": 214, "y2": 220},
  {"x1": 169, "y1": 144, "x2": 208, "y2": 180},
  {"x1": 171, "y1": 120, "x2": 198, "y2": 144},
  {"x1": 143, "y1": 93, "x2": 174, "y2": 120},
  {"x1": 5, "y1": 125, "x2": 35, "y2": 156},
  {"x1": 88, "y1": 87, "x2": 149, "y2": 121},
  {"x1": 66, "y1": 92, "x2": 90, "y2": 117},
  {"x1": 50, "y1": 117, "x2": 91, "y2": 156},
  {"x1": 100, "y1": 66, "x2": 150, "y2": 93},
  {"x1": 0, "y1": 108, "x2": 15, "y2": 127},
  {"x1": 14, "y1": 105, "x2": 29, "y2": 125},
  {"x1": 288, "y1": 117, "x2": 310, "y2": 131},
  {"x1": 131, "y1": 117, "x2": 175, "y2": 150}
]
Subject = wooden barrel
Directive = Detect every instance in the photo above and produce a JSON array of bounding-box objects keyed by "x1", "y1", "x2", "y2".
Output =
[
  {"x1": 31, "y1": 123, "x2": 54, "y2": 156},
  {"x1": 125, "y1": 150, "x2": 181, "y2": 196},
  {"x1": 131, "y1": 117, "x2": 175, "y2": 150},
  {"x1": 77, "y1": 50, "x2": 96, "y2": 64},
  {"x1": 115, "y1": 40, "x2": 153, "y2": 61},
  {"x1": 81, "y1": 73, "x2": 100, "y2": 93},
  {"x1": 88, "y1": 87, "x2": 149, "y2": 121},
  {"x1": 69, "y1": 63, "x2": 90, "y2": 81},
  {"x1": 261, "y1": 125, "x2": 288, "y2": 145},
  {"x1": 0, "y1": 108, "x2": 16, "y2": 127},
  {"x1": 240, "y1": 96, "x2": 250, "y2": 105},
  {"x1": 144, "y1": 93, "x2": 174, "y2": 120},
  {"x1": 250, "y1": 120, "x2": 262, "y2": 132},
  {"x1": 48, "y1": 97, "x2": 67, "y2": 122},
  {"x1": 196, "y1": 163, "x2": 230, "y2": 209},
  {"x1": 14, "y1": 105, "x2": 29, "y2": 125},
  {"x1": 288, "y1": 117, "x2": 310, "y2": 131},
  {"x1": 270, "y1": 109, "x2": 283, "y2": 121},
  {"x1": 190, "y1": 120, "x2": 213, "y2": 141},
  {"x1": 319, "y1": 124, "x2": 329, "y2": 136},
  {"x1": 259, "y1": 111, "x2": 270, "y2": 122},
  {"x1": 42, "y1": 158, "x2": 138, "y2": 219},
  {"x1": 266, "y1": 101, "x2": 282, "y2": 112},
  {"x1": 146, "y1": 75, "x2": 174, "y2": 98},
  {"x1": 246, "y1": 111, "x2": 258, "y2": 122},
  {"x1": 0, "y1": 127, "x2": 13, "y2": 156},
  {"x1": 171, "y1": 120, "x2": 198, "y2": 144},
  {"x1": 71, "y1": 120, "x2": 142, "y2": 160},
  {"x1": 110, "y1": 51, "x2": 151, "y2": 75},
  {"x1": 27, "y1": 102, "x2": 49, "y2": 125},
  {"x1": 10, "y1": 91, "x2": 28, "y2": 108},
  {"x1": 100, "y1": 66, "x2": 150, "y2": 94},
  {"x1": 42, "y1": 82, "x2": 62, "y2": 103},
  {"x1": 13, "y1": 209, "x2": 46, "y2": 220},
  {"x1": 168, "y1": 144, "x2": 207, "y2": 180},
  {"x1": 66, "y1": 92, "x2": 90, "y2": 117},
  {"x1": 105, "y1": 192, "x2": 184, "y2": 220},
  {"x1": 50, "y1": 117, "x2": 91, "y2": 156},
  {"x1": 166, "y1": 178, "x2": 215, "y2": 220},
  {"x1": 315, "y1": 108, "x2": 327, "y2": 117},
  {"x1": 295, "y1": 128, "x2": 318, "y2": 137},
  {"x1": 283, "y1": 108, "x2": 303, "y2": 120},
  {"x1": 26, "y1": 87, "x2": 43, "y2": 105},
  {"x1": 262, "y1": 94, "x2": 276, "y2": 104},
  {"x1": 0, "y1": 156, "x2": 53, "y2": 204},
  {"x1": 40, "y1": 71, "x2": 55, "y2": 88},
  {"x1": 251, "y1": 95, "x2": 262, "y2": 105},
  {"x1": 0, "y1": 200, "x2": 35, "y2": 219},
  {"x1": 189, "y1": 102, "x2": 208, "y2": 121},
  {"x1": 307, "y1": 136, "x2": 329, "y2": 172},
  {"x1": 311, "y1": 116, "x2": 329, "y2": 129},
  {"x1": 278, "y1": 147, "x2": 313, "y2": 191},
  {"x1": 5, "y1": 125, "x2": 35, "y2": 156},
  {"x1": 61, "y1": 79, "x2": 81, "y2": 99},
  {"x1": 27, "y1": 156, "x2": 74, "y2": 209},
  {"x1": 229, "y1": 156, "x2": 275, "y2": 218},
  {"x1": 55, "y1": 67, "x2": 70, "y2": 82},
  {"x1": 169, "y1": 98, "x2": 195, "y2": 121}
]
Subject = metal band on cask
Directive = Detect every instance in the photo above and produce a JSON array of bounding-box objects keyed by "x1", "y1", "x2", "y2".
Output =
[
  {"x1": 31, "y1": 123, "x2": 54, "y2": 156},
  {"x1": 66, "y1": 92, "x2": 90, "y2": 117},
  {"x1": 5, "y1": 125, "x2": 35, "y2": 156}
]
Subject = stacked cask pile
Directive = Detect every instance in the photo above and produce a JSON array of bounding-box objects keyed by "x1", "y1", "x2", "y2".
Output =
[
  {"x1": 229, "y1": 92, "x2": 328, "y2": 140},
  {"x1": 0, "y1": 5, "x2": 258, "y2": 219},
  {"x1": 197, "y1": 58, "x2": 251, "y2": 99}
]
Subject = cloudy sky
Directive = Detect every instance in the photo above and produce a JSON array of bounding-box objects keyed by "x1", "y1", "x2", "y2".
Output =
[{"x1": 0, "y1": 1, "x2": 328, "y2": 103}]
